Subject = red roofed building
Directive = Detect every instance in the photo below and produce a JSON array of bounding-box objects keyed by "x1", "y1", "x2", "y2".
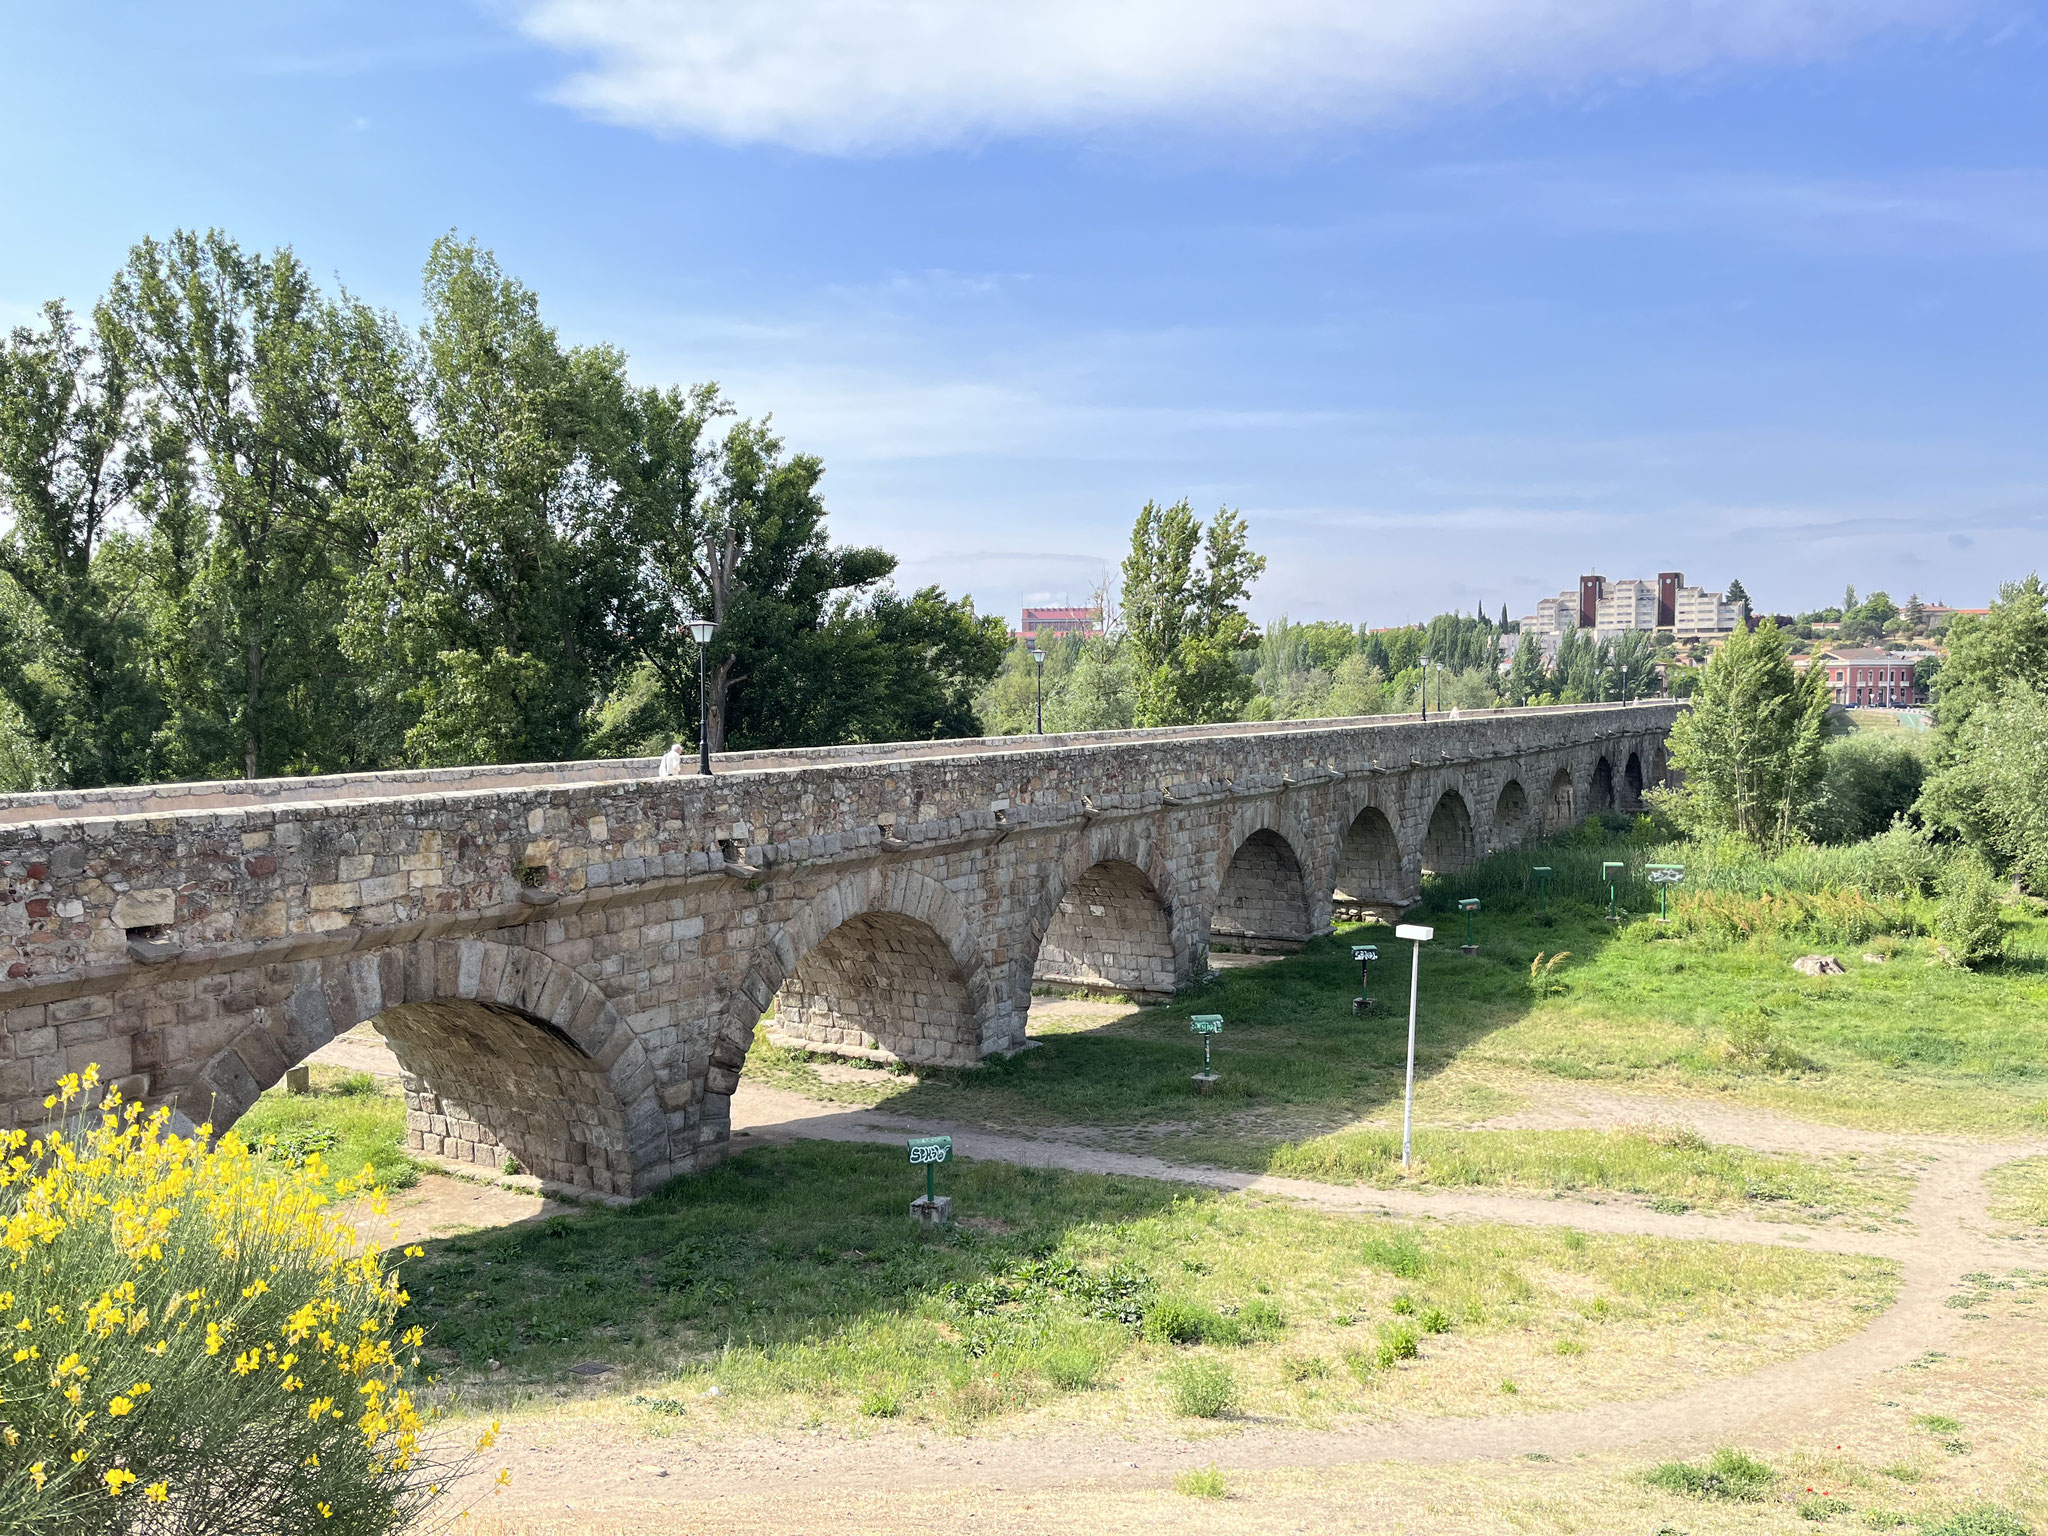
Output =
[{"x1": 1019, "y1": 606, "x2": 1102, "y2": 641}]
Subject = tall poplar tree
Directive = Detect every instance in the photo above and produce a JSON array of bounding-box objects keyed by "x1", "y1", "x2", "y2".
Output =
[
  {"x1": 1662, "y1": 619, "x2": 1830, "y2": 844},
  {"x1": 1120, "y1": 499, "x2": 1265, "y2": 727}
]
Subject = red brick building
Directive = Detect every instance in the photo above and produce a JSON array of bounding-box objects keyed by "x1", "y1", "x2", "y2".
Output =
[
  {"x1": 1818, "y1": 648, "x2": 1918, "y2": 707},
  {"x1": 1018, "y1": 606, "x2": 1102, "y2": 641}
]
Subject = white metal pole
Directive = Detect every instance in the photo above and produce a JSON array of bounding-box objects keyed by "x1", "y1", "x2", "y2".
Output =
[{"x1": 1403, "y1": 937, "x2": 1421, "y2": 1167}]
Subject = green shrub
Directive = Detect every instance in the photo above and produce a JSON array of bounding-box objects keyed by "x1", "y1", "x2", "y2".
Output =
[
  {"x1": 1165, "y1": 1360, "x2": 1235, "y2": 1418},
  {"x1": 1360, "y1": 1231, "x2": 1429, "y2": 1278},
  {"x1": 1717, "y1": 1013, "x2": 1815, "y2": 1074},
  {"x1": 0, "y1": 1071, "x2": 448, "y2": 1533},
  {"x1": 1798, "y1": 1494, "x2": 1853, "y2": 1520},
  {"x1": 1419, "y1": 1306, "x2": 1452, "y2": 1335},
  {"x1": 856, "y1": 1384, "x2": 902, "y2": 1417},
  {"x1": 1175, "y1": 1464, "x2": 1228, "y2": 1499},
  {"x1": 1808, "y1": 738, "x2": 1926, "y2": 845},
  {"x1": 1234, "y1": 1297, "x2": 1286, "y2": 1340},
  {"x1": 1936, "y1": 860, "x2": 2007, "y2": 968},
  {"x1": 1920, "y1": 1507, "x2": 2034, "y2": 1536},
  {"x1": 330, "y1": 1070, "x2": 382, "y2": 1097},
  {"x1": 1644, "y1": 1447, "x2": 1776, "y2": 1501},
  {"x1": 1144, "y1": 1297, "x2": 1229, "y2": 1345},
  {"x1": 1375, "y1": 1322, "x2": 1419, "y2": 1367},
  {"x1": 1041, "y1": 1347, "x2": 1100, "y2": 1390}
]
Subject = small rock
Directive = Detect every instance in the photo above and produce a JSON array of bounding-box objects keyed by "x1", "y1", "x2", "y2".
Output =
[
  {"x1": 636, "y1": 1466, "x2": 670, "y2": 1477},
  {"x1": 1793, "y1": 954, "x2": 1847, "y2": 976},
  {"x1": 568, "y1": 1361, "x2": 613, "y2": 1377},
  {"x1": 1862, "y1": 953, "x2": 1890, "y2": 965},
  {"x1": 703, "y1": 1384, "x2": 723, "y2": 1397},
  {"x1": 487, "y1": 1359, "x2": 503, "y2": 1373}
]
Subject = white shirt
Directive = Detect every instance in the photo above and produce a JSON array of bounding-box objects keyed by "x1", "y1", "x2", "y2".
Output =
[{"x1": 657, "y1": 745, "x2": 684, "y2": 778}]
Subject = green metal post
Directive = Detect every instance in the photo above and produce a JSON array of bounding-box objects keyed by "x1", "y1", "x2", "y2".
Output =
[{"x1": 926, "y1": 1162, "x2": 936, "y2": 1204}]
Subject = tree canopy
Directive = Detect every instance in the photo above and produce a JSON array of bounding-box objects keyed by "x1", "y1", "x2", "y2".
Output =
[{"x1": 0, "y1": 230, "x2": 1005, "y2": 790}]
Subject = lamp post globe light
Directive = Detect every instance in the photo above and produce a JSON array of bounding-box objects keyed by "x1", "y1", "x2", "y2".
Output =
[
  {"x1": 684, "y1": 616, "x2": 718, "y2": 775},
  {"x1": 1029, "y1": 642, "x2": 1046, "y2": 733}
]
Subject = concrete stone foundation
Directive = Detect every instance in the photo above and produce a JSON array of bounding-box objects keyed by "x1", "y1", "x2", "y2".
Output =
[{"x1": 0, "y1": 703, "x2": 1681, "y2": 1193}]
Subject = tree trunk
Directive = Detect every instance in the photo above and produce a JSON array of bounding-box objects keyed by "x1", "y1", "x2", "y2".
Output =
[{"x1": 244, "y1": 634, "x2": 262, "y2": 780}]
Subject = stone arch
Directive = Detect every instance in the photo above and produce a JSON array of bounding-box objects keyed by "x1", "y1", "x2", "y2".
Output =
[
  {"x1": 1623, "y1": 752, "x2": 1645, "y2": 809},
  {"x1": 1421, "y1": 789, "x2": 1476, "y2": 875},
  {"x1": 1590, "y1": 756, "x2": 1616, "y2": 813},
  {"x1": 193, "y1": 940, "x2": 667, "y2": 1196},
  {"x1": 1333, "y1": 805, "x2": 1403, "y2": 907},
  {"x1": 1544, "y1": 768, "x2": 1577, "y2": 834},
  {"x1": 773, "y1": 912, "x2": 978, "y2": 1068},
  {"x1": 1212, "y1": 828, "x2": 1314, "y2": 952},
  {"x1": 718, "y1": 867, "x2": 994, "y2": 1090},
  {"x1": 1033, "y1": 859, "x2": 1177, "y2": 1001},
  {"x1": 1651, "y1": 743, "x2": 1670, "y2": 786},
  {"x1": 1493, "y1": 779, "x2": 1529, "y2": 847}
]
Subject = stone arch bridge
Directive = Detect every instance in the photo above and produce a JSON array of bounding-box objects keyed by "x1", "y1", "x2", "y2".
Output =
[{"x1": 0, "y1": 704, "x2": 1679, "y2": 1196}]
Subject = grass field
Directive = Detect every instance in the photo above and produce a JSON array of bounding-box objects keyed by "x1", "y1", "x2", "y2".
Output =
[
  {"x1": 399, "y1": 1140, "x2": 1896, "y2": 1431},
  {"x1": 744, "y1": 826, "x2": 2048, "y2": 1149},
  {"x1": 234, "y1": 1066, "x2": 425, "y2": 1191}
]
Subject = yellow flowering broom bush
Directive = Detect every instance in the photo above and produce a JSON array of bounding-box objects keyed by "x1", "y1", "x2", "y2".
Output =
[{"x1": 0, "y1": 1066, "x2": 459, "y2": 1533}]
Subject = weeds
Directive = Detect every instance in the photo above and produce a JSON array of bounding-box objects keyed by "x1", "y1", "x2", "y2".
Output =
[
  {"x1": 1644, "y1": 1447, "x2": 1777, "y2": 1501},
  {"x1": 1920, "y1": 1508, "x2": 2035, "y2": 1536},
  {"x1": 1175, "y1": 1464, "x2": 1228, "y2": 1499},
  {"x1": 1530, "y1": 951, "x2": 1572, "y2": 996},
  {"x1": 1166, "y1": 1360, "x2": 1235, "y2": 1418}
]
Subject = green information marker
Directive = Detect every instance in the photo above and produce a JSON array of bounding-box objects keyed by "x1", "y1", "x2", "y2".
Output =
[
  {"x1": 1190, "y1": 1014, "x2": 1223, "y2": 1093},
  {"x1": 1351, "y1": 945, "x2": 1378, "y2": 1014},
  {"x1": 1457, "y1": 897, "x2": 1481, "y2": 955},
  {"x1": 908, "y1": 1135, "x2": 953, "y2": 1224},
  {"x1": 1531, "y1": 866, "x2": 1553, "y2": 926},
  {"x1": 1645, "y1": 863, "x2": 1685, "y2": 922},
  {"x1": 1603, "y1": 861, "x2": 1626, "y2": 923}
]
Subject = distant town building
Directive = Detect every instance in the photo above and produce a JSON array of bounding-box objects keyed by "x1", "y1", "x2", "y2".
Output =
[
  {"x1": 1817, "y1": 647, "x2": 1920, "y2": 707},
  {"x1": 1519, "y1": 572, "x2": 1739, "y2": 657},
  {"x1": 1018, "y1": 606, "x2": 1102, "y2": 642}
]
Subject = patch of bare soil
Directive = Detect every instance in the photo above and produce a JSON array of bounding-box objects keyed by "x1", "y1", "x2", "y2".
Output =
[{"x1": 346, "y1": 1173, "x2": 561, "y2": 1253}]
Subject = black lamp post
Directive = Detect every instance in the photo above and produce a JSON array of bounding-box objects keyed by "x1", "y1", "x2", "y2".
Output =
[
  {"x1": 1419, "y1": 654, "x2": 1429, "y2": 722},
  {"x1": 685, "y1": 616, "x2": 718, "y2": 774},
  {"x1": 1029, "y1": 642, "x2": 1045, "y2": 733}
]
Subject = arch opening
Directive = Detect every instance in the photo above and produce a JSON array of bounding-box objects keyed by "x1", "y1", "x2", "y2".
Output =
[
  {"x1": 1034, "y1": 860, "x2": 1176, "y2": 1001},
  {"x1": 1624, "y1": 752, "x2": 1645, "y2": 809},
  {"x1": 1494, "y1": 780, "x2": 1529, "y2": 847},
  {"x1": 1544, "y1": 769, "x2": 1577, "y2": 835},
  {"x1": 1590, "y1": 757, "x2": 1616, "y2": 812},
  {"x1": 771, "y1": 911, "x2": 979, "y2": 1068},
  {"x1": 379, "y1": 999, "x2": 632, "y2": 1193},
  {"x1": 1421, "y1": 790, "x2": 1476, "y2": 875},
  {"x1": 1651, "y1": 744, "x2": 1670, "y2": 788},
  {"x1": 1211, "y1": 829, "x2": 1312, "y2": 952},
  {"x1": 1333, "y1": 806, "x2": 1404, "y2": 915}
]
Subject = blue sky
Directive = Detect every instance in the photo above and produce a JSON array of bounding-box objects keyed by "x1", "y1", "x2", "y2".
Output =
[{"x1": 4, "y1": 1, "x2": 2044, "y2": 628}]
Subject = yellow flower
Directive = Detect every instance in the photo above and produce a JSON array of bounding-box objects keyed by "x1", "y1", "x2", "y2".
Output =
[
  {"x1": 145, "y1": 1481, "x2": 169, "y2": 1503},
  {"x1": 29, "y1": 1462, "x2": 44, "y2": 1491},
  {"x1": 496, "y1": 1467, "x2": 511, "y2": 1488},
  {"x1": 105, "y1": 1467, "x2": 136, "y2": 1497},
  {"x1": 319, "y1": 1502, "x2": 333, "y2": 1519},
  {"x1": 108, "y1": 1395, "x2": 135, "y2": 1417}
]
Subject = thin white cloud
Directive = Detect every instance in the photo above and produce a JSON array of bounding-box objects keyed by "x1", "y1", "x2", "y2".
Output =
[{"x1": 512, "y1": 0, "x2": 1977, "y2": 153}]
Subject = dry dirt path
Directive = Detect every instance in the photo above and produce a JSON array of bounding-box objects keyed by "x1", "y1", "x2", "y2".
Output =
[{"x1": 443, "y1": 1082, "x2": 2048, "y2": 1532}]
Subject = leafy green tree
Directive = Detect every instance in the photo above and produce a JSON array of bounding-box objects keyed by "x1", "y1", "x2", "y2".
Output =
[
  {"x1": 342, "y1": 236, "x2": 642, "y2": 766},
  {"x1": 1660, "y1": 619, "x2": 1830, "y2": 844},
  {"x1": 1926, "y1": 576, "x2": 2048, "y2": 740},
  {"x1": 1606, "y1": 628, "x2": 1660, "y2": 700},
  {"x1": 104, "y1": 230, "x2": 373, "y2": 779},
  {"x1": 1506, "y1": 634, "x2": 1545, "y2": 706},
  {"x1": 1919, "y1": 686, "x2": 2048, "y2": 886},
  {"x1": 1806, "y1": 734, "x2": 1925, "y2": 844},
  {"x1": 0, "y1": 302, "x2": 161, "y2": 787},
  {"x1": 1120, "y1": 499, "x2": 1265, "y2": 726},
  {"x1": 1725, "y1": 578, "x2": 1751, "y2": 619}
]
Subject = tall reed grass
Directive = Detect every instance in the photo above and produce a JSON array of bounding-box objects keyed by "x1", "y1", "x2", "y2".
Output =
[{"x1": 1422, "y1": 820, "x2": 1947, "y2": 919}]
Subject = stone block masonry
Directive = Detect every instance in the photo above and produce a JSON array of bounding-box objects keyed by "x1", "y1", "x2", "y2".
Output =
[{"x1": 0, "y1": 704, "x2": 1679, "y2": 1196}]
